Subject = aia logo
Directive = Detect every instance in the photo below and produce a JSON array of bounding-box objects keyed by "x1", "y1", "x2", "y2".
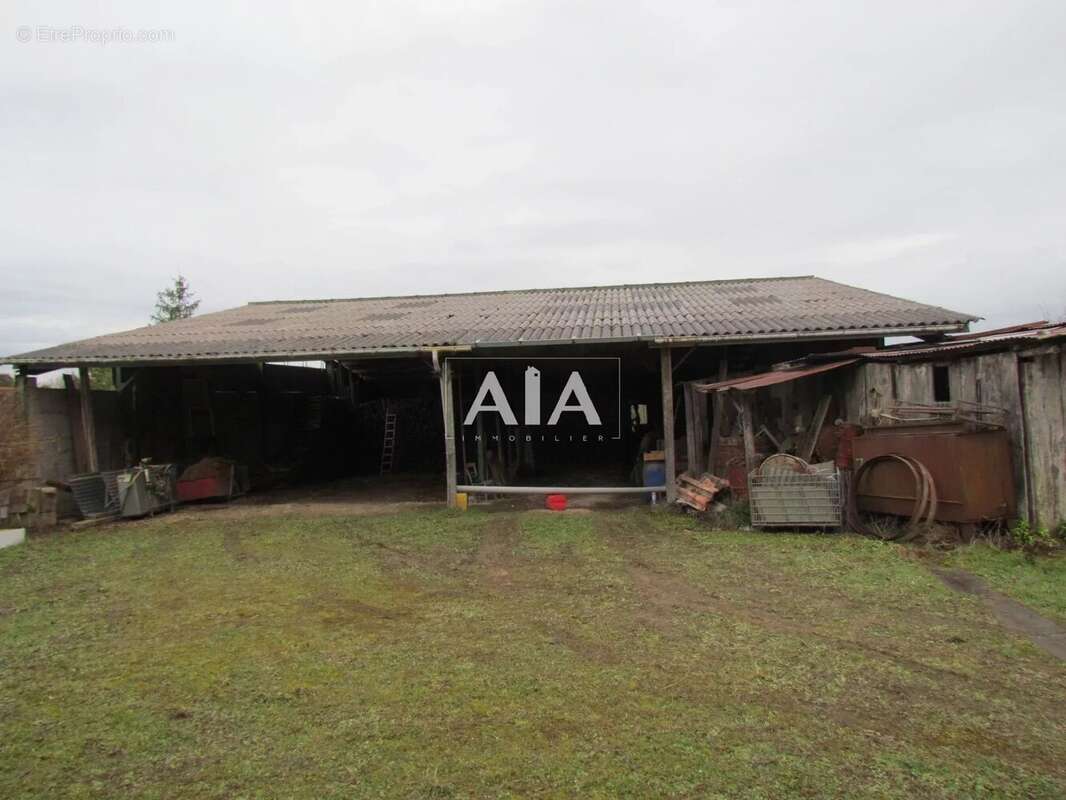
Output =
[
  {"x1": 451, "y1": 358, "x2": 621, "y2": 440},
  {"x1": 463, "y1": 366, "x2": 601, "y2": 426}
]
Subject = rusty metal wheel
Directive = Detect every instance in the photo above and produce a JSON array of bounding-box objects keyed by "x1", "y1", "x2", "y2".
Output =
[{"x1": 851, "y1": 453, "x2": 936, "y2": 540}]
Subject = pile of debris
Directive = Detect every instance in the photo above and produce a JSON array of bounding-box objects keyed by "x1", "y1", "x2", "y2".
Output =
[
  {"x1": 177, "y1": 457, "x2": 248, "y2": 503},
  {"x1": 675, "y1": 472, "x2": 730, "y2": 512},
  {"x1": 676, "y1": 455, "x2": 845, "y2": 529},
  {"x1": 56, "y1": 456, "x2": 250, "y2": 528}
]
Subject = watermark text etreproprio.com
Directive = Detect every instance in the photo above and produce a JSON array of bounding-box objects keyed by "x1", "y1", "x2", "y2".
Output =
[{"x1": 15, "y1": 25, "x2": 175, "y2": 45}]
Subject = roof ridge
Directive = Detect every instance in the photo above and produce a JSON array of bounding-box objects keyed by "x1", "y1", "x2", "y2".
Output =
[{"x1": 248, "y1": 275, "x2": 817, "y2": 306}]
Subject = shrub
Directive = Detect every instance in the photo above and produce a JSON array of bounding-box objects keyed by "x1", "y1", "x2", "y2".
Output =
[{"x1": 1009, "y1": 518, "x2": 1057, "y2": 553}]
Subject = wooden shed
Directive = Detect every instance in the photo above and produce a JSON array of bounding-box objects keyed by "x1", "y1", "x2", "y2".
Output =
[
  {"x1": 841, "y1": 322, "x2": 1066, "y2": 529},
  {"x1": 682, "y1": 322, "x2": 1066, "y2": 529}
]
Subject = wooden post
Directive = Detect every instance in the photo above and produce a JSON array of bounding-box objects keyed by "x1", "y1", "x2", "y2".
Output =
[
  {"x1": 476, "y1": 367, "x2": 486, "y2": 482},
  {"x1": 683, "y1": 382, "x2": 706, "y2": 475},
  {"x1": 476, "y1": 414, "x2": 486, "y2": 483},
  {"x1": 706, "y1": 357, "x2": 728, "y2": 473},
  {"x1": 695, "y1": 383, "x2": 708, "y2": 472},
  {"x1": 63, "y1": 374, "x2": 88, "y2": 473},
  {"x1": 495, "y1": 414, "x2": 504, "y2": 481},
  {"x1": 13, "y1": 367, "x2": 28, "y2": 417},
  {"x1": 660, "y1": 348, "x2": 677, "y2": 503},
  {"x1": 439, "y1": 357, "x2": 457, "y2": 507},
  {"x1": 456, "y1": 369, "x2": 466, "y2": 477},
  {"x1": 800, "y1": 394, "x2": 832, "y2": 462},
  {"x1": 348, "y1": 368, "x2": 359, "y2": 410},
  {"x1": 737, "y1": 391, "x2": 756, "y2": 478},
  {"x1": 78, "y1": 366, "x2": 99, "y2": 473}
]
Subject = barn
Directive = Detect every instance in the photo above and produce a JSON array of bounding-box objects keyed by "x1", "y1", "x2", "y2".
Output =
[{"x1": 2, "y1": 276, "x2": 975, "y2": 510}]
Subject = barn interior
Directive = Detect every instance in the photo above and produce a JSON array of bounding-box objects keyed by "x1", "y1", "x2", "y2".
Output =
[{"x1": 13, "y1": 336, "x2": 880, "y2": 508}]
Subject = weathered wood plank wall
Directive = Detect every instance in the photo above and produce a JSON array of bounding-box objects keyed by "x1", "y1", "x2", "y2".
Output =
[
  {"x1": 893, "y1": 363, "x2": 934, "y2": 405},
  {"x1": 956, "y1": 350, "x2": 1029, "y2": 522},
  {"x1": 843, "y1": 344, "x2": 1066, "y2": 527},
  {"x1": 1019, "y1": 350, "x2": 1066, "y2": 527}
]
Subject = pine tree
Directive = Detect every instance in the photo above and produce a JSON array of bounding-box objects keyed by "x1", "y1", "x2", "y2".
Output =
[
  {"x1": 151, "y1": 275, "x2": 200, "y2": 324},
  {"x1": 88, "y1": 367, "x2": 115, "y2": 390}
]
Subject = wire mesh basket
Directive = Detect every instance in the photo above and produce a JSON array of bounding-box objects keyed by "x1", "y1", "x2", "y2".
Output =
[
  {"x1": 749, "y1": 459, "x2": 842, "y2": 528},
  {"x1": 69, "y1": 470, "x2": 124, "y2": 517}
]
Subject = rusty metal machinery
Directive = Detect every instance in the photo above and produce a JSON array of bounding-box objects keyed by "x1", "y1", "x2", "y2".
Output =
[
  {"x1": 117, "y1": 461, "x2": 177, "y2": 518},
  {"x1": 849, "y1": 454, "x2": 938, "y2": 539},
  {"x1": 851, "y1": 423, "x2": 1014, "y2": 525}
]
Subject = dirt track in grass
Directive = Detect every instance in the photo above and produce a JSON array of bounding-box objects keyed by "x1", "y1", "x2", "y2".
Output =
[{"x1": 934, "y1": 568, "x2": 1066, "y2": 660}]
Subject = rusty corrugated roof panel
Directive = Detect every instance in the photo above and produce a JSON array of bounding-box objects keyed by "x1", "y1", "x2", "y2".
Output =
[
  {"x1": 694, "y1": 359, "x2": 860, "y2": 393},
  {"x1": 864, "y1": 321, "x2": 1066, "y2": 361},
  {"x1": 3, "y1": 276, "x2": 977, "y2": 367}
]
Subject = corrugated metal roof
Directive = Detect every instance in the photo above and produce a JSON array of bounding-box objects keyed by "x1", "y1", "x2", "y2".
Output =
[
  {"x1": 3, "y1": 276, "x2": 977, "y2": 367},
  {"x1": 863, "y1": 321, "x2": 1066, "y2": 361},
  {"x1": 694, "y1": 359, "x2": 860, "y2": 393}
]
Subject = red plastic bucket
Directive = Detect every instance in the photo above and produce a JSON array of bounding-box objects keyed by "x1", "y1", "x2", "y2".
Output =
[{"x1": 545, "y1": 494, "x2": 568, "y2": 511}]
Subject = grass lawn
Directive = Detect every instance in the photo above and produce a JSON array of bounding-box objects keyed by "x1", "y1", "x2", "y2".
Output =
[{"x1": 1, "y1": 508, "x2": 1064, "y2": 799}]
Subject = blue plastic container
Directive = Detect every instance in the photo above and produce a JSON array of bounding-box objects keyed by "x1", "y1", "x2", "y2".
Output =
[
  {"x1": 643, "y1": 460, "x2": 666, "y2": 503},
  {"x1": 643, "y1": 460, "x2": 666, "y2": 486}
]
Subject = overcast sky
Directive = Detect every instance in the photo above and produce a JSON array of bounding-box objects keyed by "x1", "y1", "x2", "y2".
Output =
[{"x1": 2, "y1": 1, "x2": 1065, "y2": 360}]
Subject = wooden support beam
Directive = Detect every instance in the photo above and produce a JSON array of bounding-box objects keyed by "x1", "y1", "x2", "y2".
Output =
[
  {"x1": 12, "y1": 367, "x2": 27, "y2": 417},
  {"x1": 115, "y1": 368, "x2": 138, "y2": 394},
  {"x1": 757, "y1": 425, "x2": 782, "y2": 452},
  {"x1": 683, "y1": 382, "x2": 697, "y2": 476},
  {"x1": 695, "y1": 383, "x2": 707, "y2": 474},
  {"x1": 78, "y1": 366, "x2": 99, "y2": 473},
  {"x1": 456, "y1": 369, "x2": 466, "y2": 475},
  {"x1": 476, "y1": 415, "x2": 486, "y2": 483},
  {"x1": 439, "y1": 357, "x2": 457, "y2": 507},
  {"x1": 495, "y1": 414, "x2": 504, "y2": 481},
  {"x1": 660, "y1": 348, "x2": 677, "y2": 503},
  {"x1": 70, "y1": 514, "x2": 120, "y2": 530},
  {"x1": 63, "y1": 374, "x2": 88, "y2": 474},
  {"x1": 475, "y1": 366, "x2": 486, "y2": 482},
  {"x1": 683, "y1": 382, "x2": 706, "y2": 475},
  {"x1": 737, "y1": 391, "x2": 757, "y2": 478},
  {"x1": 671, "y1": 345, "x2": 697, "y2": 374},
  {"x1": 706, "y1": 357, "x2": 728, "y2": 474},
  {"x1": 799, "y1": 395, "x2": 832, "y2": 463}
]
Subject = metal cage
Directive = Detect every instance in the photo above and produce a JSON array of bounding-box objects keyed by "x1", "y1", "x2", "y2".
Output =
[{"x1": 749, "y1": 460, "x2": 842, "y2": 528}]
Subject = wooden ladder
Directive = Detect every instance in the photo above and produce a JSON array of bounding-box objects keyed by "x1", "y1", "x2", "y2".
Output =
[{"x1": 380, "y1": 402, "x2": 397, "y2": 474}]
